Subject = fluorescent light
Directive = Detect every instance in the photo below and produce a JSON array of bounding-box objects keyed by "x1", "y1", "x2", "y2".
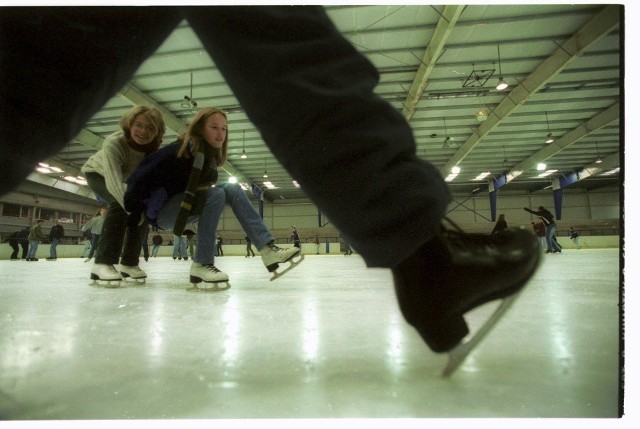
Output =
[
  {"x1": 536, "y1": 162, "x2": 547, "y2": 171},
  {"x1": 50, "y1": 166, "x2": 63, "y2": 173},
  {"x1": 601, "y1": 167, "x2": 620, "y2": 176},
  {"x1": 292, "y1": 180, "x2": 300, "y2": 188},
  {"x1": 536, "y1": 169, "x2": 558, "y2": 178},
  {"x1": 36, "y1": 167, "x2": 52, "y2": 174},
  {"x1": 263, "y1": 181, "x2": 276, "y2": 189},
  {"x1": 451, "y1": 166, "x2": 461, "y2": 174},
  {"x1": 473, "y1": 172, "x2": 491, "y2": 181}
]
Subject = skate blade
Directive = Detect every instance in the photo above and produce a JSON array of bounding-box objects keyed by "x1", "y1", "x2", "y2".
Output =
[
  {"x1": 90, "y1": 279, "x2": 122, "y2": 288},
  {"x1": 269, "y1": 254, "x2": 305, "y2": 281},
  {"x1": 122, "y1": 277, "x2": 146, "y2": 284},
  {"x1": 441, "y1": 293, "x2": 521, "y2": 378},
  {"x1": 186, "y1": 282, "x2": 230, "y2": 292}
]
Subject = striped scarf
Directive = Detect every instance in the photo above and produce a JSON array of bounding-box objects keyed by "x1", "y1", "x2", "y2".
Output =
[{"x1": 172, "y1": 140, "x2": 213, "y2": 236}]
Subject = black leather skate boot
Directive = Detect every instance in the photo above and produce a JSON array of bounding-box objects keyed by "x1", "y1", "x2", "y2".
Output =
[{"x1": 392, "y1": 218, "x2": 541, "y2": 353}]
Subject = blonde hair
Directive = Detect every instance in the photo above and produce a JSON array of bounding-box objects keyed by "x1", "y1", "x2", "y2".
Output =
[
  {"x1": 177, "y1": 107, "x2": 228, "y2": 167},
  {"x1": 119, "y1": 105, "x2": 166, "y2": 144}
]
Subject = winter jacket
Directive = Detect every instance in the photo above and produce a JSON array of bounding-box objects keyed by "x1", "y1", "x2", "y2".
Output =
[
  {"x1": 82, "y1": 215, "x2": 106, "y2": 235},
  {"x1": 49, "y1": 224, "x2": 65, "y2": 240},
  {"x1": 124, "y1": 140, "x2": 218, "y2": 227},
  {"x1": 524, "y1": 207, "x2": 555, "y2": 226},
  {"x1": 81, "y1": 131, "x2": 150, "y2": 211},
  {"x1": 28, "y1": 223, "x2": 47, "y2": 241}
]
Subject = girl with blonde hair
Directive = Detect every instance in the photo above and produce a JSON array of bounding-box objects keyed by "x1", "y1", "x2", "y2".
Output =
[{"x1": 81, "y1": 105, "x2": 166, "y2": 286}]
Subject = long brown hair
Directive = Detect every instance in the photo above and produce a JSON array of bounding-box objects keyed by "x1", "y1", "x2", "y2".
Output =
[{"x1": 177, "y1": 107, "x2": 228, "y2": 167}]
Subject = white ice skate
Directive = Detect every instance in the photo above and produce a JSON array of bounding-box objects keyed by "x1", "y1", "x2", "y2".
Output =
[
  {"x1": 260, "y1": 242, "x2": 304, "y2": 281},
  {"x1": 90, "y1": 263, "x2": 122, "y2": 288},
  {"x1": 187, "y1": 263, "x2": 231, "y2": 292},
  {"x1": 118, "y1": 265, "x2": 147, "y2": 284},
  {"x1": 441, "y1": 292, "x2": 523, "y2": 378}
]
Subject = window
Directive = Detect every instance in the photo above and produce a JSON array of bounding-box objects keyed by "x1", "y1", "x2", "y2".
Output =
[
  {"x1": 39, "y1": 208, "x2": 56, "y2": 221},
  {"x1": 2, "y1": 203, "x2": 21, "y2": 217}
]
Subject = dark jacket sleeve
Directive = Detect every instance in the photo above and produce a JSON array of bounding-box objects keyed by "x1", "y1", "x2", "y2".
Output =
[{"x1": 124, "y1": 143, "x2": 181, "y2": 213}]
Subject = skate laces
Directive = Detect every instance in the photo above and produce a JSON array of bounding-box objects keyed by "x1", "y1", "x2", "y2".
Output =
[
  {"x1": 266, "y1": 242, "x2": 284, "y2": 252},
  {"x1": 202, "y1": 264, "x2": 222, "y2": 273},
  {"x1": 439, "y1": 217, "x2": 499, "y2": 251}
]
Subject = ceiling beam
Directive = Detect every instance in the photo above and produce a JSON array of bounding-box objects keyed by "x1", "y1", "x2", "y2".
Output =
[
  {"x1": 506, "y1": 102, "x2": 619, "y2": 182},
  {"x1": 402, "y1": 5, "x2": 464, "y2": 121},
  {"x1": 440, "y1": 4, "x2": 621, "y2": 177}
]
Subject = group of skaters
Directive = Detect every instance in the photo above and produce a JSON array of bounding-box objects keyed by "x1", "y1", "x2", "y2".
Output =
[
  {"x1": 490, "y1": 207, "x2": 582, "y2": 253},
  {"x1": 3, "y1": 218, "x2": 65, "y2": 261}
]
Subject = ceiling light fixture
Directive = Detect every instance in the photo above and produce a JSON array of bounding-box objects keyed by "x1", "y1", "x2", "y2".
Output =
[
  {"x1": 473, "y1": 172, "x2": 491, "y2": 181},
  {"x1": 496, "y1": 45, "x2": 508, "y2": 91},
  {"x1": 181, "y1": 72, "x2": 198, "y2": 109},
  {"x1": 544, "y1": 112, "x2": 554, "y2": 144},
  {"x1": 445, "y1": 166, "x2": 461, "y2": 182},
  {"x1": 595, "y1": 140, "x2": 603, "y2": 164},
  {"x1": 442, "y1": 117, "x2": 451, "y2": 148},
  {"x1": 537, "y1": 162, "x2": 547, "y2": 171},
  {"x1": 241, "y1": 130, "x2": 248, "y2": 159},
  {"x1": 502, "y1": 145, "x2": 508, "y2": 167},
  {"x1": 475, "y1": 107, "x2": 488, "y2": 122}
]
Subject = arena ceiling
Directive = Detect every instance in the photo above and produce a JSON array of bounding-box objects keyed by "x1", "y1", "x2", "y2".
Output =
[{"x1": 24, "y1": 4, "x2": 622, "y2": 205}]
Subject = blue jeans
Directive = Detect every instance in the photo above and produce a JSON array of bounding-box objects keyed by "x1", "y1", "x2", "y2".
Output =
[
  {"x1": 172, "y1": 236, "x2": 187, "y2": 259},
  {"x1": 545, "y1": 224, "x2": 561, "y2": 252},
  {"x1": 49, "y1": 238, "x2": 59, "y2": 258},
  {"x1": 27, "y1": 240, "x2": 39, "y2": 259},
  {"x1": 157, "y1": 188, "x2": 225, "y2": 265},
  {"x1": 218, "y1": 182, "x2": 273, "y2": 250},
  {"x1": 88, "y1": 233, "x2": 100, "y2": 259}
]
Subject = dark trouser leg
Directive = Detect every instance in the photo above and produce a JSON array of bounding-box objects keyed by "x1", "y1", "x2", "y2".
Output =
[
  {"x1": 9, "y1": 242, "x2": 19, "y2": 259},
  {"x1": 182, "y1": 6, "x2": 450, "y2": 268},
  {"x1": 0, "y1": 7, "x2": 181, "y2": 195},
  {"x1": 85, "y1": 173, "x2": 148, "y2": 266}
]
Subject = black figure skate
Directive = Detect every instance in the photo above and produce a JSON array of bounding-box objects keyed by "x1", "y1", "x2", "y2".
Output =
[{"x1": 392, "y1": 218, "x2": 541, "y2": 377}]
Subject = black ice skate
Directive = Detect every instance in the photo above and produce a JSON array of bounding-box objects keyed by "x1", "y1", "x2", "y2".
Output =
[
  {"x1": 260, "y1": 241, "x2": 304, "y2": 281},
  {"x1": 118, "y1": 265, "x2": 147, "y2": 284},
  {"x1": 90, "y1": 263, "x2": 122, "y2": 288},
  {"x1": 392, "y1": 218, "x2": 541, "y2": 377},
  {"x1": 187, "y1": 263, "x2": 231, "y2": 292}
]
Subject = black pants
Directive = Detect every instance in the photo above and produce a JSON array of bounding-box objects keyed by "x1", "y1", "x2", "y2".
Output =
[
  {"x1": 8, "y1": 239, "x2": 19, "y2": 259},
  {"x1": 0, "y1": 6, "x2": 450, "y2": 269},
  {"x1": 85, "y1": 173, "x2": 149, "y2": 267}
]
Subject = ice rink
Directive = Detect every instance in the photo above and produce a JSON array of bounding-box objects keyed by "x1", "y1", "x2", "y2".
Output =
[{"x1": 0, "y1": 248, "x2": 624, "y2": 422}]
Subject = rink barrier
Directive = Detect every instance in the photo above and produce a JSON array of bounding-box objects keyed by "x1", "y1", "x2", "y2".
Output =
[{"x1": 0, "y1": 242, "x2": 345, "y2": 260}]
